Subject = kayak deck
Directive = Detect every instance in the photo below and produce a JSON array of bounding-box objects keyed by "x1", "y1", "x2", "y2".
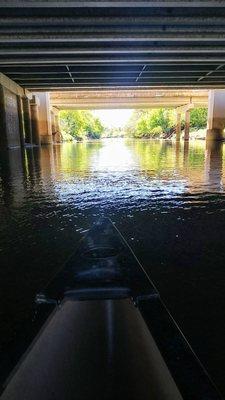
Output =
[
  {"x1": 1, "y1": 299, "x2": 183, "y2": 400},
  {"x1": 1, "y1": 218, "x2": 222, "y2": 400},
  {"x1": 36, "y1": 217, "x2": 157, "y2": 303}
]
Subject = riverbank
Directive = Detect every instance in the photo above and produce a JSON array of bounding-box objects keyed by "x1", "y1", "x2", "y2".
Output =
[
  {"x1": 180, "y1": 128, "x2": 207, "y2": 140},
  {"x1": 60, "y1": 128, "x2": 208, "y2": 142}
]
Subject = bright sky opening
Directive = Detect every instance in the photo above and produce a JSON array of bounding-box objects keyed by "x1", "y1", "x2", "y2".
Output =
[{"x1": 93, "y1": 109, "x2": 133, "y2": 128}]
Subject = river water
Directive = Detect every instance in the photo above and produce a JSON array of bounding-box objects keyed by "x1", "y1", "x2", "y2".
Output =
[{"x1": 0, "y1": 138, "x2": 225, "y2": 394}]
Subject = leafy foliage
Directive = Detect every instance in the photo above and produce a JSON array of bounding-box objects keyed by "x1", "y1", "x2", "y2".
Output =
[
  {"x1": 190, "y1": 108, "x2": 207, "y2": 129},
  {"x1": 59, "y1": 110, "x2": 104, "y2": 140},
  {"x1": 125, "y1": 109, "x2": 176, "y2": 138},
  {"x1": 125, "y1": 107, "x2": 208, "y2": 138}
]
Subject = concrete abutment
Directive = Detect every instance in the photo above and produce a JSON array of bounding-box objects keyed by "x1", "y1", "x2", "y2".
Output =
[
  {"x1": 0, "y1": 74, "x2": 24, "y2": 149},
  {"x1": 0, "y1": 73, "x2": 62, "y2": 150}
]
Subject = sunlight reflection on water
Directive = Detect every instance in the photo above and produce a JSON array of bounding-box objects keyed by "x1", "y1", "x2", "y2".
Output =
[
  {"x1": 47, "y1": 139, "x2": 225, "y2": 213},
  {"x1": 1, "y1": 138, "x2": 225, "y2": 395}
]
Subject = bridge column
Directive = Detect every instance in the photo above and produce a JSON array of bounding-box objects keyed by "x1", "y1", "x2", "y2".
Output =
[
  {"x1": 184, "y1": 110, "x2": 190, "y2": 141},
  {"x1": 51, "y1": 110, "x2": 56, "y2": 142},
  {"x1": 176, "y1": 112, "x2": 181, "y2": 141},
  {"x1": 33, "y1": 92, "x2": 53, "y2": 145},
  {"x1": 0, "y1": 74, "x2": 24, "y2": 149},
  {"x1": 22, "y1": 96, "x2": 33, "y2": 144},
  {"x1": 55, "y1": 113, "x2": 61, "y2": 142},
  {"x1": 207, "y1": 90, "x2": 225, "y2": 140},
  {"x1": 17, "y1": 95, "x2": 25, "y2": 147},
  {"x1": 30, "y1": 95, "x2": 41, "y2": 146},
  {"x1": 51, "y1": 107, "x2": 62, "y2": 143}
]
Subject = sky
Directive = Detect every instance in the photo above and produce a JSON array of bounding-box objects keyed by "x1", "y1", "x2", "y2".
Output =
[{"x1": 93, "y1": 109, "x2": 133, "y2": 128}]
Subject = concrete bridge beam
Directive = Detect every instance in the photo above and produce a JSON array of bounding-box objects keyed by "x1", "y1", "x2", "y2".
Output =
[{"x1": 207, "y1": 90, "x2": 225, "y2": 140}]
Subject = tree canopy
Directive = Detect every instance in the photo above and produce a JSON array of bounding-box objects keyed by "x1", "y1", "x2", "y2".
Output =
[
  {"x1": 124, "y1": 108, "x2": 208, "y2": 138},
  {"x1": 59, "y1": 110, "x2": 104, "y2": 140},
  {"x1": 59, "y1": 107, "x2": 208, "y2": 141},
  {"x1": 189, "y1": 108, "x2": 208, "y2": 129}
]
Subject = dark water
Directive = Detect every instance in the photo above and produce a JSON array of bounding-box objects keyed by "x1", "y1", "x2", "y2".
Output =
[{"x1": 0, "y1": 139, "x2": 225, "y2": 395}]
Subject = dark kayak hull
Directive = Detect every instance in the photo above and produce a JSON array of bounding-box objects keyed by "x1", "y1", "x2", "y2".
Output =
[{"x1": 1, "y1": 218, "x2": 222, "y2": 400}]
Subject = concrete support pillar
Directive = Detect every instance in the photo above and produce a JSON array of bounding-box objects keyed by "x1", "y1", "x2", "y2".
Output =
[
  {"x1": 17, "y1": 96, "x2": 25, "y2": 147},
  {"x1": 55, "y1": 113, "x2": 60, "y2": 133},
  {"x1": 207, "y1": 90, "x2": 225, "y2": 140},
  {"x1": 30, "y1": 95, "x2": 41, "y2": 146},
  {"x1": 33, "y1": 92, "x2": 53, "y2": 145},
  {"x1": 184, "y1": 110, "x2": 190, "y2": 141},
  {"x1": 51, "y1": 110, "x2": 57, "y2": 143},
  {"x1": 176, "y1": 112, "x2": 181, "y2": 141},
  {"x1": 0, "y1": 84, "x2": 21, "y2": 149},
  {"x1": 51, "y1": 108, "x2": 62, "y2": 143},
  {"x1": 22, "y1": 96, "x2": 32, "y2": 144},
  {"x1": 51, "y1": 110, "x2": 56, "y2": 133}
]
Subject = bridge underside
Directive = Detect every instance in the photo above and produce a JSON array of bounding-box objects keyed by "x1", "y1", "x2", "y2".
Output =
[
  {"x1": 1, "y1": 1, "x2": 225, "y2": 91},
  {"x1": 50, "y1": 90, "x2": 208, "y2": 110},
  {"x1": 1, "y1": 1, "x2": 225, "y2": 147}
]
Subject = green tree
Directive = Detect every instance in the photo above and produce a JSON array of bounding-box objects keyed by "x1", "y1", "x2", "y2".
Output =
[
  {"x1": 59, "y1": 110, "x2": 104, "y2": 141},
  {"x1": 190, "y1": 108, "x2": 207, "y2": 129},
  {"x1": 125, "y1": 107, "x2": 207, "y2": 138},
  {"x1": 147, "y1": 108, "x2": 176, "y2": 132},
  {"x1": 125, "y1": 108, "x2": 176, "y2": 138}
]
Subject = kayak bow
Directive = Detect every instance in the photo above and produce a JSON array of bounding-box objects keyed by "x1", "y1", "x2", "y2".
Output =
[{"x1": 1, "y1": 218, "x2": 222, "y2": 400}]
